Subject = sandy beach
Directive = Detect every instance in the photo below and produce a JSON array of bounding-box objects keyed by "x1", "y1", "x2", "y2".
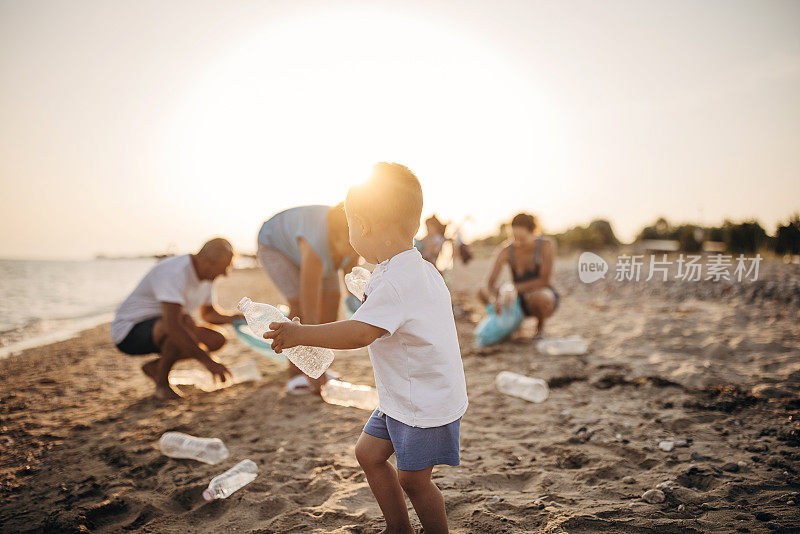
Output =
[{"x1": 1, "y1": 257, "x2": 799, "y2": 533}]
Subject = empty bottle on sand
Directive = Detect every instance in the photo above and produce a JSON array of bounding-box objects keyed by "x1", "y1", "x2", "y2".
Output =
[
  {"x1": 495, "y1": 371, "x2": 549, "y2": 403},
  {"x1": 237, "y1": 297, "x2": 334, "y2": 379},
  {"x1": 345, "y1": 266, "x2": 371, "y2": 301},
  {"x1": 321, "y1": 379, "x2": 379, "y2": 411},
  {"x1": 169, "y1": 360, "x2": 262, "y2": 392},
  {"x1": 159, "y1": 432, "x2": 230, "y2": 464},
  {"x1": 202, "y1": 459, "x2": 258, "y2": 501},
  {"x1": 536, "y1": 335, "x2": 588, "y2": 356}
]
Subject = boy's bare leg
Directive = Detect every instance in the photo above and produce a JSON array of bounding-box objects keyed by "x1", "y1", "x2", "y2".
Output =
[
  {"x1": 355, "y1": 433, "x2": 413, "y2": 534},
  {"x1": 398, "y1": 467, "x2": 448, "y2": 534}
]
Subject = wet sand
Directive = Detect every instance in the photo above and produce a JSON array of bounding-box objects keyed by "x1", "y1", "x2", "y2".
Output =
[{"x1": 1, "y1": 258, "x2": 799, "y2": 533}]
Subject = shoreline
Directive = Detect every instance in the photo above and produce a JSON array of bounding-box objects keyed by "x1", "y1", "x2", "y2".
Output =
[{"x1": 0, "y1": 313, "x2": 114, "y2": 360}]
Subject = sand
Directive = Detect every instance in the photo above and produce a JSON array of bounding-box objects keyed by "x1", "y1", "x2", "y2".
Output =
[{"x1": 1, "y1": 258, "x2": 799, "y2": 533}]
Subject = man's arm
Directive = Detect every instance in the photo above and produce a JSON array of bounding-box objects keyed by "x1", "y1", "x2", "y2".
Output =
[
  {"x1": 298, "y1": 237, "x2": 324, "y2": 325},
  {"x1": 264, "y1": 319, "x2": 385, "y2": 353},
  {"x1": 161, "y1": 302, "x2": 230, "y2": 380},
  {"x1": 200, "y1": 304, "x2": 243, "y2": 325}
]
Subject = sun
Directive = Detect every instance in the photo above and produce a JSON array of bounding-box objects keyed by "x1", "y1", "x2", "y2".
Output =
[{"x1": 157, "y1": 6, "x2": 561, "y2": 248}]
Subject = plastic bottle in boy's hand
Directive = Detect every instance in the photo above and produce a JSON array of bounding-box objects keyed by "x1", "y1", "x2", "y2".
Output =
[
  {"x1": 202, "y1": 459, "x2": 258, "y2": 501},
  {"x1": 237, "y1": 297, "x2": 334, "y2": 379},
  {"x1": 345, "y1": 266, "x2": 371, "y2": 301}
]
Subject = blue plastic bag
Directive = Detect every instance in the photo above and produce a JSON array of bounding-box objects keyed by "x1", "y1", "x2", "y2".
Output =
[
  {"x1": 474, "y1": 299, "x2": 524, "y2": 347},
  {"x1": 345, "y1": 294, "x2": 362, "y2": 317}
]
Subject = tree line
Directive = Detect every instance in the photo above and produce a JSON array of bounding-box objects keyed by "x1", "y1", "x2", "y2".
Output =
[{"x1": 471, "y1": 215, "x2": 800, "y2": 255}]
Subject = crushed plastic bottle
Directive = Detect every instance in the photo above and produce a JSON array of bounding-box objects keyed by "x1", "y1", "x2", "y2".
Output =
[
  {"x1": 495, "y1": 371, "x2": 549, "y2": 403},
  {"x1": 158, "y1": 432, "x2": 230, "y2": 464},
  {"x1": 169, "y1": 360, "x2": 262, "y2": 392},
  {"x1": 237, "y1": 297, "x2": 334, "y2": 379},
  {"x1": 536, "y1": 335, "x2": 589, "y2": 356},
  {"x1": 321, "y1": 379, "x2": 379, "y2": 411},
  {"x1": 344, "y1": 266, "x2": 371, "y2": 301},
  {"x1": 202, "y1": 459, "x2": 258, "y2": 501}
]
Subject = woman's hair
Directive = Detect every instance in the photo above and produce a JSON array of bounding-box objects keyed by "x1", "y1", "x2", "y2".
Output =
[
  {"x1": 327, "y1": 202, "x2": 349, "y2": 243},
  {"x1": 511, "y1": 212, "x2": 538, "y2": 233}
]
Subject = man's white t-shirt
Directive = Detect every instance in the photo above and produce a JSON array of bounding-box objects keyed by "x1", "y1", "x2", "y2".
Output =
[
  {"x1": 110, "y1": 255, "x2": 213, "y2": 344},
  {"x1": 351, "y1": 248, "x2": 468, "y2": 428}
]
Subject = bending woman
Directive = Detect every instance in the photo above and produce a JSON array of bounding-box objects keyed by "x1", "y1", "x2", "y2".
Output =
[
  {"x1": 479, "y1": 213, "x2": 559, "y2": 338},
  {"x1": 257, "y1": 203, "x2": 358, "y2": 393}
]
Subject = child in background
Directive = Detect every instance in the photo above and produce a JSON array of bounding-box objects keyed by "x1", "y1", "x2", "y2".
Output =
[{"x1": 265, "y1": 163, "x2": 468, "y2": 534}]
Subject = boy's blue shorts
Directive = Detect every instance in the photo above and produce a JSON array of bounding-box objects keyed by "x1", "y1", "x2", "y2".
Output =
[{"x1": 362, "y1": 409, "x2": 461, "y2": 471}]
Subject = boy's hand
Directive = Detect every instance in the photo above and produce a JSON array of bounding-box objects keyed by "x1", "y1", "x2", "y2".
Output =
[{"x1": 263, "y1": 317, "x2": 303, "y2": 353}]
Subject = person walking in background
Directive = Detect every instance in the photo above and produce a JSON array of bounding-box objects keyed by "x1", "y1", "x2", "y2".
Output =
[
  {"x1": 111, "y1": 238, "x2": 242, "y2": 400},
  {"x1": 257, "y1": 203, "x2": 359, "y2": 394},
  {"x1": 415, "y1": 214, "x2": 473, "y2": 272},
  {"x1": 479, "y1": 213, "x2": 559, "y2": 338}
]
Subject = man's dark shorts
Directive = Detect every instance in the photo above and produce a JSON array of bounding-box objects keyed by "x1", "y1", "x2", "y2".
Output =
[{"x1": 116, "y1": 317, "x2": 160, "y2": 355}]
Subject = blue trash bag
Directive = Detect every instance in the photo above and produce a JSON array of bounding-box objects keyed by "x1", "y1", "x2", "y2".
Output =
[
  {"x1": 474, "y1": 299, "x2": 524, "y2": 347},
  {"x1": 345, "y1": 294, "x2": 362, "y2": 317}
]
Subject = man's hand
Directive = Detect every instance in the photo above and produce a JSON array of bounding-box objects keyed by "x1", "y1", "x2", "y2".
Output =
[
  {"x1": 263, "y1": 318, "x2": 303, "y2": 353},
  {"x1": 205, "y1": 360, "x2": 232, "y2": 383}
]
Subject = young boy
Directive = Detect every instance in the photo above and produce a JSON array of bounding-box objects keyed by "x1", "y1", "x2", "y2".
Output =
[{"x1": 265, "y1": 163, "x2": 468, "y2": 534}]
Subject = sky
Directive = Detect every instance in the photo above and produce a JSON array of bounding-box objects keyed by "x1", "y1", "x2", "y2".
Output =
[{"x1": 1, "y1": 0, "x2": 798, "y2": 259}]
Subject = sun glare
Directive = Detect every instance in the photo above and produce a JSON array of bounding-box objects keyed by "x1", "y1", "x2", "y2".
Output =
[{"x1": 157, "y1": 7, "x2": 562, "y2": 247}]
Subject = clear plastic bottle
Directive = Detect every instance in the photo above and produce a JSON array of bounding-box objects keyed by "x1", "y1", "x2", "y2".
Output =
[
  {"x1": 497, "y1": 282, "x2": 518, "y2": 310},
  {"x1": 169, "y1": 360, "x2": 263, "y2": 392},
  {"x1": 237, "y1": 297, "x2": 334, "y2": 379},
  {"x1": 536, "y1": 335, "x2": 589, "y2": 356},
  {"x1": 202, "y1": 459, "x2": 258, "y2": 501},
  {"x1": 321, "y1": 379, "x2": 379, "y2": 411},
  {"x1": 495, "y1": 371, "x2": 549, "y2": 403},
  {"x1": 158, "y1": 432, "x2": 230, "y2": 464},
  {"x1": 344, "y1": 266, "x2": 371, "y2": 301}
]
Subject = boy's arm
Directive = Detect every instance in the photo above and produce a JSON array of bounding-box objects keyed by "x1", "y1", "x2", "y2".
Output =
[{"x1": 264, "y1": 319, "x2": 385, "y2": 353}]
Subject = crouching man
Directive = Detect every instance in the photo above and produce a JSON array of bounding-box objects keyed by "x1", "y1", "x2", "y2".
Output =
[{"x1": 111, "y1": 238, "x2": 242, "y2": 400}]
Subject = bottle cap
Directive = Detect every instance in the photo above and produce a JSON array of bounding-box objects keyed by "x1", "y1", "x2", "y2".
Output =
[
  {"x1": 202, "y1": 488, "x2": 215, "y2": 502},
  {"x1": 237, "y1": 297, "x2": 251, "y2": 312}
]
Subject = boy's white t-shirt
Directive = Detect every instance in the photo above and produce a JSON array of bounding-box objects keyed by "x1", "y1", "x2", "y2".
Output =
[
  {"x1": 110, "y1": 255, "x2": 213, "y2": 344},
  {"x1": 351, "y1": 248, "x2": 468, "y2": 428}
]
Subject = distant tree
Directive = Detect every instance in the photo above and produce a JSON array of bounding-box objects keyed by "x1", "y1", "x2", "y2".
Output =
[
  {"x1": 556, "y1": 219, "x2": 620, "y2": 251},
  {"x1": 637, "y1": 217, "x2": 671, "y2": 241},
  {"x1": 723, "y1": 220, "x2": 768, "y2": 254},
  {"x1": 706, "y1": 226, "x2": 725, "y2": 242},
  {"x1": 674, "y1": 224, "x2": 703, "y2": 253},
  {"x1": 775, "y1": 215, "x2": 800, "y2": 255},
  {"x1": 587, "y1": 219, "x2": 620, "y2": 247}
]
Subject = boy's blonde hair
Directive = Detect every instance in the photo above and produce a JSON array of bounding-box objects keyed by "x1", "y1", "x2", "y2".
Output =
[{"x1": 346, "y1": 163, "x2": 423, "y2": 240}]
